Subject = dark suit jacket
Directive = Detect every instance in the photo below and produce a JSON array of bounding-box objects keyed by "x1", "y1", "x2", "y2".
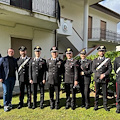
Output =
[
  {"x1": 0, "y1": 56, "x2": 17, "y2": 81},
  {"x1": 78, "y1": 59, "x2": 92, "y2": 84},
  {"x1": 92, "y1": 57, "x2": 112, "y2": 83},
  {"x1": 29, "y1": 58, "x2": 46, "y2": 83},
  {"x1": 46, "y1": 58, "x2": 64, "y2": 85}
]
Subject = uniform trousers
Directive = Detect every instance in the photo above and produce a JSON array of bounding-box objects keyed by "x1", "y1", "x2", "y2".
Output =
[
  {"x1": 19, "y1": 81, "x2": 31, "y2": 106},
  {"x1": 32, "y1": 82, "x2": 44, "y2": 106},
  {"x1": 80, "y1": 81, "x2": 90, "y2": 106},
  {"x1": 49, "y1": 84, "x2": 60, "y2": 106},
  {"x1": 116, "y1": 82, "x2": 120, "y2": 110},
  {"x1": 65, "y1": 83, "x2": 76, "y2": 107},
  {"x1": 95, "y1": 82, "x2": 107, "y2": 106}
]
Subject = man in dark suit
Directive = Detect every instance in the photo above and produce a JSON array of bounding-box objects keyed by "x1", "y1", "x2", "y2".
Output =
[
  {"x1": 92, "y1": 46, "x2": 112, "y2": 111},
  {"x1": 29, "y1": 46, "x2": 46, "y2": 109},
  {"x1": 64, "y1": 48, "x2": 78, "y2": 110},
  {"x1": 114, "y1": 53, "x2": 120, "y2": 113},
  {"x1": 0, "y1": 48, "x2": 17, "y2": 112},
  {"x1": 46, "y1": 46, "x2": 64, "y2": 109},
  {"x1": 17, "y1": 46, "x2": 31, "y2": 109},
  {"x1": 78, "y1": 49, "x2": 92, "y2": 109}
]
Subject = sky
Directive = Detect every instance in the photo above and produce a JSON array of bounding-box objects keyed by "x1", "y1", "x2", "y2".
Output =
[{"x1": 99, "y1": 0, "x2": 120, "y2": 33}]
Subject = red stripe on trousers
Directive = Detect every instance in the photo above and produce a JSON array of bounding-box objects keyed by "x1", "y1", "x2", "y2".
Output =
[{"x1": 116, "y1": 82, "x2": 118, "y2": 106}]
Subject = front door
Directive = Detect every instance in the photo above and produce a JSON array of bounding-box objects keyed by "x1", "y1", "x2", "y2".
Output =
[{"x1": 11, "y1": 37, "x2": 32, "y2": 58}]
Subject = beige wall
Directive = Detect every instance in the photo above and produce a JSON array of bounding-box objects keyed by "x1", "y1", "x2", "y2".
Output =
[
  {"x1": 0, "y1": 20, "x2": 55, "y2": 59},
  {"x1": 60, "y1": 0, "x2": 84, "y2": 38},
  {"x1": 89, "y1": 8, "x2": 119, "y2": 32}
]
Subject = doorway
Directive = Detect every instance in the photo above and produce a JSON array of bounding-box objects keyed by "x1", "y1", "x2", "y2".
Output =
[{"x1": 11, "y1": 37, "x2": 32, "y2": 58}]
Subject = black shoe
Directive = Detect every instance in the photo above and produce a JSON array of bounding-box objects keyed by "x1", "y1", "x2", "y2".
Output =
[
  {"x1": 94, "y1": 106, "x2": 98, "y2": 111},
  {"x1": 32, "y1": 105, "x2": 36, "y2": 109},
  {"x1": 65, "y1": 105, "x2": 70, "y2": 109},
  {"x1": 104, "y1": 107, "x2": 110, "y2": 111},
  {"x1": 85, "y1": 105, "x2": 90, "y2": 110},
  {"x1": 55, "y1": 105, "x2": 59, "y2": 110},
  {"x1": 28, "y1": 103, "x2": 32, "y2": 109},
  {"x1": 81, "y1": 104, "x2": 85, "y2": 108},
  {"x1": 71, "y1": 106, "x2": 76, "y2": 110},
  {"x1": 116, "y1": 109, "x2": 120, "y2": 113},
  {"x1": 17, "y1": 105, "x2": 23, "y2": 109},
  {"x1": 40, "y1": 104, "x2": 44, "y2": 109},
  {"x1": 50, "y1": 105, "x2": 54, "y2": 109}
]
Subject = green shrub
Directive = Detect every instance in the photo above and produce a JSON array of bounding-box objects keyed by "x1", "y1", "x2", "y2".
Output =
[{"x1": 85, "y1": 51, "x2": 120, "y2": 92}]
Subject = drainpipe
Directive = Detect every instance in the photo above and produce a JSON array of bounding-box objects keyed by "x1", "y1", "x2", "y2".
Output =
[
  {"x1": 83, "y1": 0, "x2": 89, "y2": 52},
  {"x1": 55, "y1": 0, "x2": 58, "y2": 47},
  {"x1": 55, "y1": 30, "x2": 57, "y2": 47}
]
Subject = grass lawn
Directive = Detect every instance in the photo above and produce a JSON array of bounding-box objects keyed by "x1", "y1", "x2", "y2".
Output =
[{"x1": 0, "y1": 91, "x2": 119, "y2": 120}]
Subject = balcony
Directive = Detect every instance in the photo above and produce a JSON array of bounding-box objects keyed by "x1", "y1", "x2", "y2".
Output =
[
  {"x1": 88, "y1": 28, "x2": 120, "y2": 43},
  {"x1": 0, "y1": 0, "x2": 60, "y2": 30}
]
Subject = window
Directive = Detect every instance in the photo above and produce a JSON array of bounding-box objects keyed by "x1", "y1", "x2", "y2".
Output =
[{"x1": 10, "y1": 0, "x2": 32, "y2": 10}]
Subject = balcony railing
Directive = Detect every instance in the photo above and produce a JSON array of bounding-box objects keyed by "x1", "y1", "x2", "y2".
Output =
[
  {"x1": 88, "y1": 28, "x2": 120, "y2": 42},
  {"x1": 0, "y1": 0, "x2": 60, "y2": 19}
]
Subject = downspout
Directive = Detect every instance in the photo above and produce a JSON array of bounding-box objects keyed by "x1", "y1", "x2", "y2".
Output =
[
  {"x1": 83, "y1": 0, "x2": 89, "y2": 52},
  {"x1": 55, "y1": 0, "x2": 58, "y2": 47}
]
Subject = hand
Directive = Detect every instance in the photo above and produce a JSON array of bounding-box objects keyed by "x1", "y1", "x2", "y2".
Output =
[
  {"x1": 0, "y1": 79, "x2": 3, "y2": 82},
  {"x1": 74, "y1": 80, "x2": 78, "y2": 86},
  {"x1": 99, "y1": 74, "x2": 105, "y2": 80},
  {"x1": 30, "y1": 80, "x2": 33, "y2": 84},
  {"x1": 42, "y1": 80, "x2": 46, "y2": 84},
  {"x1": 80, "y1": 71, "x2": 84, "y2": 76}
]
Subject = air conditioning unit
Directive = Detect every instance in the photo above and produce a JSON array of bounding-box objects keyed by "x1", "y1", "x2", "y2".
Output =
[{"x1": 57, "y1": 18, "x2": 73, "y2": 36}]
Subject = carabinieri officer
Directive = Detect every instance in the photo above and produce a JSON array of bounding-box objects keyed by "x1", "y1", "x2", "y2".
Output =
[
  {"x1": 92, "y1": 46, "x2": 112, "y2": 111},
  {"x1": 64, "y1": 48, "x2": 78, "y2": 110},
  {"x1": 114, "y1": 52, "x2": 120, "y2": 113},
  {"x1": 78, "y1": 49, "x2": 92, "y2": 109},
  {"x1": 17, "y1": 46, "x2": 31, "y2": 109},
  {"x1": 47, "y1": 46, "x2": 64, "y2": 109},
  {"x1": 29, "y1": 46, "x2": 46, "y2": 109}
]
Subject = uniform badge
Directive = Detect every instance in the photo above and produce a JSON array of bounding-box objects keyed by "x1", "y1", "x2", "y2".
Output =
[{"x1": 32, "y1": 62, "x2": 35, "y2": 64}]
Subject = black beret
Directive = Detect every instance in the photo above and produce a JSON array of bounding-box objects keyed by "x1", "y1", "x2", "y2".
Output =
[
  {"x1": 18, "y1": 46, "x2": 27, "y2": 51},
  {"x1": 34, "y1": 46, "x2": 42, "y2": 52},
  {"x1": 65, "y1": 48, "x2": 73, "y2": 54},
  {"x1": 97, "y1": 46, "x2": 106, "y2": 51},
  {"x1": 80, "y1": 49, "x2": 86, "y2": 54},
  {"x1": 50, "y1": 46, "x2": 58, "y2": 52}
]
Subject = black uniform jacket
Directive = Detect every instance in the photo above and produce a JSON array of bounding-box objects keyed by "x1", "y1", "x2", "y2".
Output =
[
  {"x1": 29, "y1": 58, "x2": 46, "y2": 83},
  {"x1": 17, "y1": 56, "x2": 30, "y2": 83},
  {"x1": 64, "y1": 59, "x2": 78, "y2": 84},
  {"x1": 78, "y1": 59, "x2": 92, "y2": 84},
  {"x1": 114, "y1": 57, "x2": 120, "y2": 84},
  {"x1": 92, "y1": 57, "x2": 112, "y2": 83},
  {"x1": 46, "y1": 58, "x2": 64, "y2": 85}
]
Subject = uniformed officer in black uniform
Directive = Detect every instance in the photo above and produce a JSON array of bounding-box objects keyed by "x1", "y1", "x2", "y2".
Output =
[
  {"x1": 92, "y1": 46, "x2": 112, "y2": 111},
  {"x1": 114, "y1": 53, "x2": 120, "y2": 113},
  {"x1": 47, "y1": 46, "x2": 64, "y2": 109},
  {"x1": 17, "y1": 46, "x2": 31, "y2": 109},
  {"x1": 78, "y1": 49, "x2": 92, "y2": 109},
  {"x1": 29, "y1": 46, "x2": 46, "y2": 109},
  {"x1": 64, "y1": 48, "x2": 78, "y2": 110}
]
